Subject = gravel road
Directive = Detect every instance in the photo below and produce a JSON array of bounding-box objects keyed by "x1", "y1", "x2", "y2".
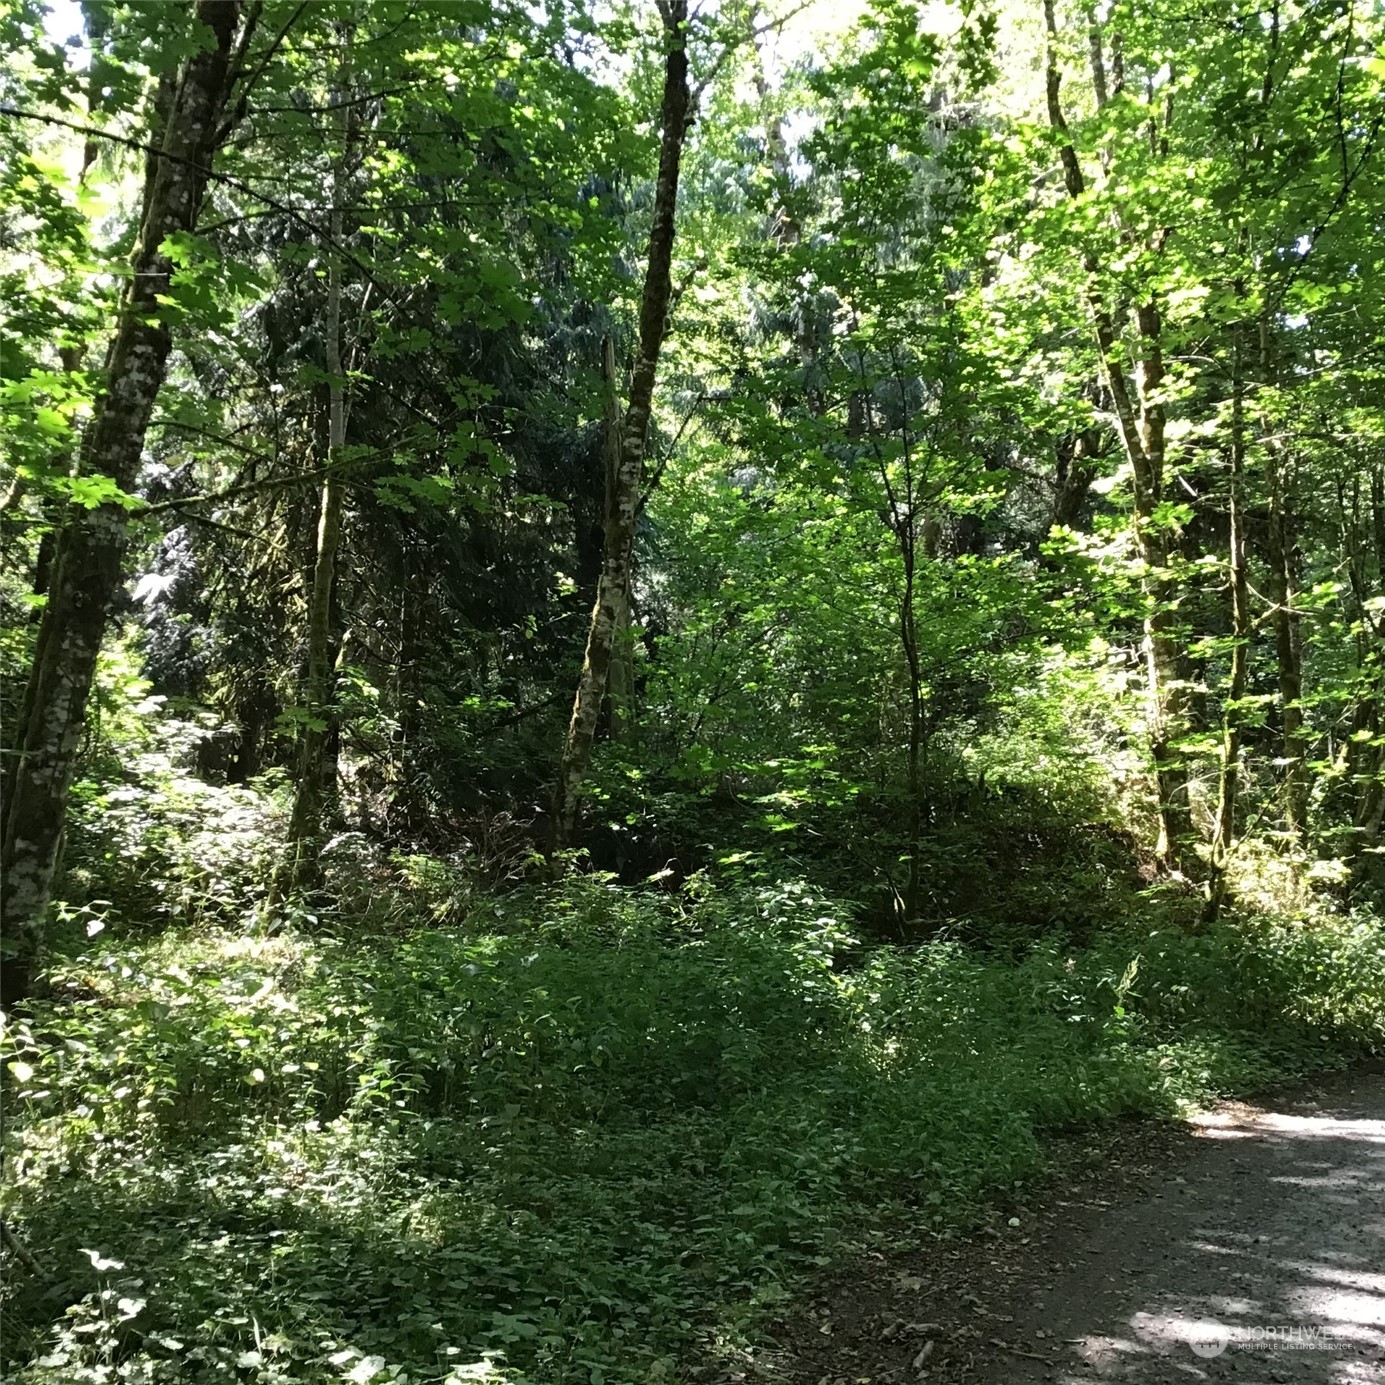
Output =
[
  {"x1": 770, "y1": 1067, "x2": 1385, "y2": 1385},
  {"x1": 995, "y1": 1071, "x2": 1385, "y2": 1383}
]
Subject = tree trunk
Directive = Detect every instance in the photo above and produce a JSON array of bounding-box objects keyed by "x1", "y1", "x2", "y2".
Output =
[
  {"x1": 1207, "y1": 322, "x2": 1251, "y2": 920},
  {"x1": 607, "y1": 590, "x2": 636, "y2": 744},
  {"x1": 281, "y1": 39, "x2": 353, "y2": 895},
  {"x1": 1259, "y1": 316, "x2": 1307, "y2": 835},
  {"x1": 1042, "y1": 0, "x2": 1189, "y2": 866},
  {"x1": 1129, "y1": 309, "x2": 1193, "y2": 867},
  {"x1": 0, "y1": 1, "x2": 242, "y2": 1005},
  {"x1": 553, "y1": 0, "x2": 691, "y2": 853},
  {"x1": 900, "y1": 525, "x2": 924, "y2": 929},
  {"x1": 1053, "y1": 426, "x2": 1101, "y2": 531},
  {"x1": 1084, "y1": 4, "x2": 1109, "y2": 109},
  {"x1": 282, "y1": 472, "x2": 345, "y2": 882},
  {"x1": 391, "y1": 549, "x2": 425, "y2": 829},
  {"x1": 1349, "y1": 465, "x2": 1385, "y2": 868},
  {"x1": 599, "y1": 337, "x2": 635, "y2": 743},
  {"x1": 751, "y1": 32, "x2": 820, "y2": 413}
]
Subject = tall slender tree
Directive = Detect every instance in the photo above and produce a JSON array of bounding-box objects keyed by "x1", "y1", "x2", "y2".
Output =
[
  {"x1": 554, "y1": 0, "x2": 693, "y2": 852},
  {"x1": 1040, "y1": 0, "x2": 1191, "y2": 865},
  {"x1": 280, "y1": 19, "x2": 357, "y2": 894}
]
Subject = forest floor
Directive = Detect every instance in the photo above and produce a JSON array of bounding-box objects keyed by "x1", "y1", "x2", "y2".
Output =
[{"x1": 764, "y1": 1064, "x2": 1385, "y2": 1385}]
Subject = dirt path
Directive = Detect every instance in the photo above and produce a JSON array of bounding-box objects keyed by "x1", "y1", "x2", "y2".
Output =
[{"x1": 768, "y1": 1066, "x2": 1385, "y2": 1385}]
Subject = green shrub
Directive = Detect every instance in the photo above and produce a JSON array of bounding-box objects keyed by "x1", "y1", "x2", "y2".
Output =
[{"x1": 3, "y1": 880, "x2": 1382, "y2": 1384}]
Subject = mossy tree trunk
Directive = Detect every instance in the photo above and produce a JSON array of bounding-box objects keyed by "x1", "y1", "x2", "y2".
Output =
[
  {"x1": 0, "y1": 1, "x2": 244, "y2": 1005},
  {"x1": 554, "y1": 0, "x2": 691, "y2": 853}
]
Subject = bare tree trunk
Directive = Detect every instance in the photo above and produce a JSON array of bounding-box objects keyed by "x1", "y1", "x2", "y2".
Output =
[
  {"x1": 599, "y1": 337, "x2": 635, "y2": 743},
  {"x1": 1259, "y1": 316, "x2": 1307, "y2": 835},
  {"x1": 1, "y1": 1, "x2": 243, "y2": 1005},
  {"x1": 554, "y1": 0, "x2": 691, "y2": 853},
  {"x1": 281, "y1": 32, "x2": 354, "y2": 895},
  {"x1": 1207, "y1": 322, "x2": 1251, "y2": 920},
  {"x1": 899, "y1": 524, "x2": 924, "y2": 928}
]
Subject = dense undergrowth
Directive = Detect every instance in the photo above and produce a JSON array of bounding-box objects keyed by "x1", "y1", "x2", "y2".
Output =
[
  {"x1": 8, "y1": 0, "x2": 1385, "y2": 1379},
  {"x1": 4, "y1": 870, "x2": 1384, "y2": 1385}
]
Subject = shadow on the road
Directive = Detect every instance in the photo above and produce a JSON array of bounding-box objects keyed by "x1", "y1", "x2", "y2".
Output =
[{"x1": 1052, "y1": 1104, "x2": 1385, "y2": 1382}]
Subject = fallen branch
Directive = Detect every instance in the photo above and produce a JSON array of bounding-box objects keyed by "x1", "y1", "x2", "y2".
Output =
[{"x1": 0, "y1": 1217, "x2": 43, "y2": 1277}]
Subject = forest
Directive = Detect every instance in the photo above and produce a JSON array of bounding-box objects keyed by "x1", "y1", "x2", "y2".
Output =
[{"x1": 3, "y1": 0, "x2": 1385, "y2": 1380}]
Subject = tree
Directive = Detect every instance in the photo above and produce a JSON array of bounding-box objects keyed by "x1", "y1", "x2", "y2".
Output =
[
  {"x1": 1038, "y1": 0, "x2": 1192, "y2": 866},
  {"x1": 279, "y1": 15, "x2": 357, "y2": 895},
  {"x1": 2, "y1": 0, "x2": 251, "y2": 1003},
  {"x1": 554, "y1": 0, "x2": 694, "y2": 853}
]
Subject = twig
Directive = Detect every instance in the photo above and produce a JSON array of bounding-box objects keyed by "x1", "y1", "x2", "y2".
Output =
[
  {"x1": 215, "y1": 0, "x2": 311, "y2": 145},
  {"x1": 638, "y1": 390, "x2": 709, "y2": 514},
  {"x1": 141, "y1": 456, "x2": 370, "y2": 515},
  {"x1": 692, "y1": 0, "x2": 819, "y2": 102},
  {"x1": 989, "y1": 1339, "x2": 1052, "y2": 1363},
  {"x1": 173, "y1": 510, "x2": 268, "y2": 543},
  {"x1": 0, "y1": 104, "x2": 408, "y2": 324},
  {"x1": 0, "y1": 1217, "x2": 43, "y2": 1278}
]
